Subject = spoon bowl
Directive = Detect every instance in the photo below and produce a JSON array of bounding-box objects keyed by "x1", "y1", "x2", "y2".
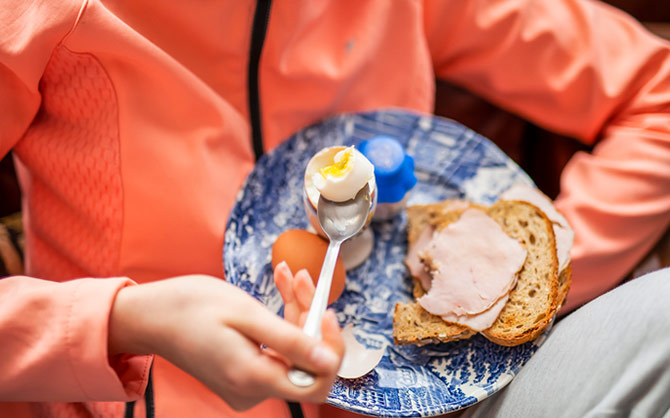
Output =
[{"x1": 317, "y1": 184, "x2": 373, "y2": 242}]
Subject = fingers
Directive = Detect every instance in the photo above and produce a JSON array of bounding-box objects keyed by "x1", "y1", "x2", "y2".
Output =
[
  {"x1": 293, "y1": 269, "x2": 316, "y2": 312},
  {"x1": 245, "y1": 312, "x2": 344, "y2": 404},
  {"x1": 233, "y1": 348, "x2": 336, "y2": 406},
  {"x1": 274, "y1": 262, "x2": 300, "y2": 324},
  {"x1": 274, "y1": 263, "x2": 316, "y2": 326},
  {"x1": 273, "y1": 261, "x2": 294, "y2": 304},
  {"x1": 206, "y1": 327, "x2": 333, "y2": 410},
  {"x1": 215, "y1": 315, "x2": 343, "y2": 407},
  {"x1": 257, "y1": 310, "x2": 343, "y2": 403},
  {"x1": 228, "y1": 293, "x2": 340, "y2": 375},
  {"x1": 226, "y1": 271, "x2": 341, "y2": 403}
]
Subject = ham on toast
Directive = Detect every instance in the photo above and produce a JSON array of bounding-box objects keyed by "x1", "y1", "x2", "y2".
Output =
[{"x1": 393, "y1": 197, "x2": 571, "y2": 347}]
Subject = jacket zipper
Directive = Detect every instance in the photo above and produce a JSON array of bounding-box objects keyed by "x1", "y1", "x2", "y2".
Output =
[
  {"x1": 248, "y1": 11, "x2": 306, "y2": 418},
  {"x1": 247, "y1": 0, "x2": 273, "y2": 162}
]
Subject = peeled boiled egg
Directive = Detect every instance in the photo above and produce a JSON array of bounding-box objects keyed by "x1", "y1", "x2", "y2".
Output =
[
  {"x1": 308, "y1": 146, "x2": 375, "y2": 203},
  {"x1": 271, "y1": 229, "x2": 346, "y2": 304}
]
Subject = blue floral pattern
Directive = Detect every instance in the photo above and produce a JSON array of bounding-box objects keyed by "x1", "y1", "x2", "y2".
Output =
[{"x1": 224, "y1": 109, "x2": 541, "y2": 416}]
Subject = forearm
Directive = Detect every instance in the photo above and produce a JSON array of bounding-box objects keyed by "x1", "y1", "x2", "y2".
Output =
[
  {"x1": 556, "y1": 115, "x2": 670, "y2": 312},
  {"x1": 109, "y1": 284, "x2": 158, "y2": 357}
]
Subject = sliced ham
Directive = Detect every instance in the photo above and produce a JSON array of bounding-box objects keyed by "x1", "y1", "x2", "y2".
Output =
[
  {"x1": 500, "y1": 184, "x2": 574, "y2": 271},
  {"x1": 441, "y1": 293, "x2": 509, "y2": 331},
  {"x1": 553, "y1": 225, "x2": 574, "y2": 272},
  {"x1": 404, "y1": 226, "x2": 434, "y2": 291},
  {"x1": 418, "y1": 208, "x2": 527, "y2": 317}
]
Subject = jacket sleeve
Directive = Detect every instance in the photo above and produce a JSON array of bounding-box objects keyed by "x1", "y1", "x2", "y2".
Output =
[
  {"x1": 424, "y1": 0, "x2": 670, "y2": 312},
  {"x1": 0, "y1": 276, "x2": 152, "y2": 401},
  {"x1": 0, "y1": 0, "x2": 85, "y2": 158},
  {"x1": 0, "y1": 1, "x2": 152, "y2": 402}
]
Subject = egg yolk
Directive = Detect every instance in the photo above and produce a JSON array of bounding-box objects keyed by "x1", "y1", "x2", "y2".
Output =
[{"x1": 319, "y1": 148, "x2": 353, "y2": 179}]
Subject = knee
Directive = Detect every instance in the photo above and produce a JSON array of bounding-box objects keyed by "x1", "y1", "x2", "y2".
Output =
[{"x1": 615, "y1": 267, "x2": 670, "y2": 325}]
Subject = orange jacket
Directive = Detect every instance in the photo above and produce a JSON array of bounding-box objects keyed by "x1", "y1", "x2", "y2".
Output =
[{"x1": 1, "y1": 0, "x2": 669, "y2": 417}]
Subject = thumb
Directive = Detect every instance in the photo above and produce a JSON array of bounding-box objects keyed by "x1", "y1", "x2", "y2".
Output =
[{"x1": 229, "y1": 296, "x2": 341, "y2": 374}]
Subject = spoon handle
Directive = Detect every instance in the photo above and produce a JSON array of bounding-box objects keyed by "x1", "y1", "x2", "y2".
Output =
[
  {"x1": 288, "y1": 239, "x2": 342, "y2": 387},
  {"x1": 302, "y1": 239, "x2": 341, "y2": 339}
]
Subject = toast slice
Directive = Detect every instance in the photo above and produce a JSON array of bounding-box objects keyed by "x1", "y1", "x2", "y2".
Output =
[
  {"x1": 394, "y1": 200, "x2": 474, "y2": 345},
  {"x1": 479, "y1": 200, "x2": 559, "y2": 346},
  {"x1": 393, "y1": 301, "x2": 476, "y2": 346},
  {"x1": 394, "y1": 199, "x2": 567, "y2": 347}
]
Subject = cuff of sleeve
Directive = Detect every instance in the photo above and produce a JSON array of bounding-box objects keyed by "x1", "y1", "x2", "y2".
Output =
[{"x1": 66, "y1": 278, "x2": 153, "y2": 401}]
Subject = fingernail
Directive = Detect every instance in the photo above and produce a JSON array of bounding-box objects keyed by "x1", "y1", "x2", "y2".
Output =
[
  {"x1": 324, "y1": 309, "x2": 339, "y2": 327},
  {"x1": 277, "y1": 261, "x2": 291, "y2": 275},
  {"x1": 310, "y1": 343, "x2": 339, "y2": 370}
]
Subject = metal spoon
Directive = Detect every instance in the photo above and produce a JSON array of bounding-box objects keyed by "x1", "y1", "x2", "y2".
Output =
[{"x1": 288, "y1": 183, "x2": 372, "y2": 387}]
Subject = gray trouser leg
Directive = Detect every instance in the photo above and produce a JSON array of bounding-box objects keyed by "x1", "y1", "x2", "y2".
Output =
[{"x1": 462, "y1": 267, "x2": 670, "y2": 418}]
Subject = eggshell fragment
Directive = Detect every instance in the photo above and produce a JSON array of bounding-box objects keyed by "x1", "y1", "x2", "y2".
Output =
[
  {"x1": 271, "y1": 229, "x2": 346, "y2": 304},
  {"x1": 338, "y1": 324, "x2": 387, "y2": 379}
]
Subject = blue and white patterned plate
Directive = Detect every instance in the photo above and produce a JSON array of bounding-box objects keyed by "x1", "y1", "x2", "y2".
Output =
[{"x1": 224, "y1": 109, "x2": 543, "y2": 417}]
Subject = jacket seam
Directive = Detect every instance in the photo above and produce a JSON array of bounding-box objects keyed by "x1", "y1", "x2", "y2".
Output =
[{"x1": 59, "y1": 0, "x2": 89, "y2": 48}]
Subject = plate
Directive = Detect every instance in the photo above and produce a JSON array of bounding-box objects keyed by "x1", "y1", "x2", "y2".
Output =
[{"x1": 224, "y1": 109, "x2": 542, "y2": 416}]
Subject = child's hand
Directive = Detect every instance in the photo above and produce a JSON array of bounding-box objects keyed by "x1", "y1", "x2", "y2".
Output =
[
  {"x1": 108, "y1": 271, "x2": 344, "y2": 411},
  {"x1": 273, "y1": 261, "x2": 323, "y2": 327}
]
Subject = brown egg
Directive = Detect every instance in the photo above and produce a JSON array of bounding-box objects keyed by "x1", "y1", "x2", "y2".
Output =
[{"x1": 271, "y1": 229, "x2": 346, "y2": 304}]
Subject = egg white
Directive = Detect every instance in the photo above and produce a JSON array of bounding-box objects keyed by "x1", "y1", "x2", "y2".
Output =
[{"x1": 311, "y1": 147, "x2": 374, "y2": 202}]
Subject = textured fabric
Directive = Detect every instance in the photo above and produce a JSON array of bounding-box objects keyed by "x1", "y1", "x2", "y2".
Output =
[
  {"x1": 14, "y1": 46, "x2": 123, "y2": 280},
  {"x1": 0, "y1": 0, "x2": 668, "y2": 417},
  {"x1": 462, "y1": 268, "x2": 670, "y2": 418}
]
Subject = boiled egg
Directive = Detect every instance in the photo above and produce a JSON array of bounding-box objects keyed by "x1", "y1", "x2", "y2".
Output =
[
  {"x1": 311, "y1": 146, "x2": 374, "y2": 202},
  {"x1": 271, "y1": 229, "x2": 346, "y2": 304}
]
